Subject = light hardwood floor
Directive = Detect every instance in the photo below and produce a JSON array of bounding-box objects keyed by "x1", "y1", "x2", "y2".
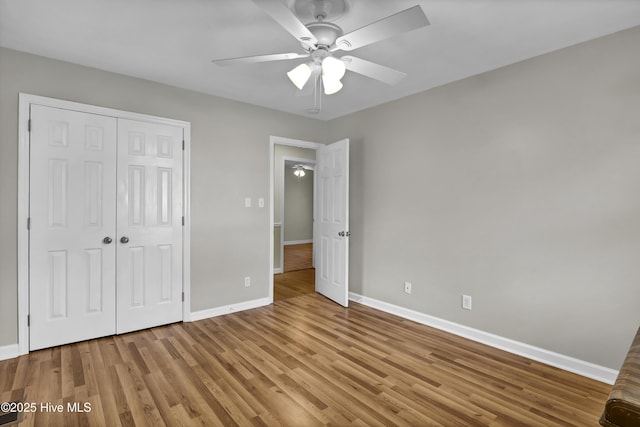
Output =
[
  {"x1": 283, "y1": 243, "x2": 313, "y2": 272},
  {"x1": 274, "y1": 268, "x2": 315, "y2": 301},
  {"x1": 1, "y1": 292, "x2": 610, "y2": 426}
]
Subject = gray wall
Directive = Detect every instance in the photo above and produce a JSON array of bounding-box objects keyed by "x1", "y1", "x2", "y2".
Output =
[
  {"x1": 284, "y1": 168, "x2": 314, "y2": 242},
  {"x1": 2, "y1": 26, "x2": 639, "y2": 371},
  {"x1": 328, "y1": 26, "x2": 640, "y2": 370},
  {"x1": 0, "y1": 47, "x2": 327, "y2": 345}
]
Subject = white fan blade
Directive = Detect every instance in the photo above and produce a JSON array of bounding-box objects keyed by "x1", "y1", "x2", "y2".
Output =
[
  {"x1": 252, "y1": 0, "x2": 318, "y2": 49},
  {"x1": 342, "y1": 56, "x2": 407, "y2": 85},
  {"x1": 213, "y1": 52, "x2": 309, "y2": 66},
  {"x1": 332, "y1": 5, "x2": 429, "y2": 52}
]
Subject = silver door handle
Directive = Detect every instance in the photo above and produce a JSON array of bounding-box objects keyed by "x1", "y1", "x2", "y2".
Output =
[
  {"x1": 103, "y1": 236, "x2": 113, "y2": 244},
  {"x1": 338, "y1": 231, "x2": 351, "y2": 237},
  {"x1": 120, "y1": 236, "x2": 130, "y2": 244}
]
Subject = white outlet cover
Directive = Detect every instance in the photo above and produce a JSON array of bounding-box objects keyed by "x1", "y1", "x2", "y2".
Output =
[
  {"x1": 462, "y1": 294, "x2": 472, "y2": 310},
  {"x1": 258, "y1": 197, "x2": 265, "y2": 208},
  {"x1": 244, "y1": 197, "x2": 251, "y2": 208},
  {"x1": 404, "y1": 281, "x2": 412, "y2": 294}
]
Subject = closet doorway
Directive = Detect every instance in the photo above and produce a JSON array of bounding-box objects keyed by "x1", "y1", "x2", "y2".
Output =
[{"x1": 17, "y1": 94, "x2": 191, "y2": 354}]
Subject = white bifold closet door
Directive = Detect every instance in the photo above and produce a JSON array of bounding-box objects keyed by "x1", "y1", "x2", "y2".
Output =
[{"x1": 29, "y1": 105, "x2": 183, "y2": 351}]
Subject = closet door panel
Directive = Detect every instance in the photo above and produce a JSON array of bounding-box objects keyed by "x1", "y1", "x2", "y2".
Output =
[
  {"x1": 29, "y1": 105, "x2": 117, "y2": 350},
  {"x1": 116, "y1": 119, "x2": 183, "y2": 334}
]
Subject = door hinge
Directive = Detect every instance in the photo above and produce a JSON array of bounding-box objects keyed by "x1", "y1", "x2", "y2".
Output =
[
  {"x1": 182, "y1": 140, "x2": 185, "y2": 151},
  {"x1": 27, "y1": 217, "x2": 31, "y2": 230},
  {"x1": 28, "y1": 119, "x2": 31, "y2": 132},
  {"x1": 182, "y1": 292, "x2": 184, "y2": 302},
  {"x1": 182, "y1": 216, "x2": 185, "y2": 226},
  {"x1": 27, "y1": 314, "x2": 30, "y2": 327}
]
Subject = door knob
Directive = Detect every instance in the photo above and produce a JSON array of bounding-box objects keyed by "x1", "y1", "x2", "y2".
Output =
[
  {"x1": 120, "y1": 236, "x2": 130, "y2": 244},
  {"x1": 338, "y1": 231, "x2": 344, "y2": 237},
  {"x1": 103, "y1": 237, "x2": 113, "y2": 244}
]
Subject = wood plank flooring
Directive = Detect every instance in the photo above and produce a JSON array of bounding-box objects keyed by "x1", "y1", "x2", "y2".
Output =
[
  {"x1": 274, "y1": 268, "x2": 315, "y2": 301},
  {"x1": 0, "y1": 292, "x2": 610, "y2": 426},
  {"x1": 283, "y1": 243, "x2": 312, "y2": 272}
]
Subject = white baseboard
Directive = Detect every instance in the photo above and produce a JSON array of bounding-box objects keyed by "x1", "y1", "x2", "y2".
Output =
[
  {"x1": 283, "y1": 240, "x2": 312, "y2": 245},
  {"x1": 0, "y1": 344, "x2": 20, "y2": 361},
  {"x1": 274, "y1": 268, "x2": 282, "y2": 274},
  {"x1": 187, "y1": 297, "x2": 271, "y2": 322},
  {"x1": 349, "y1": 292, "x2": 618, "y2": 385}
]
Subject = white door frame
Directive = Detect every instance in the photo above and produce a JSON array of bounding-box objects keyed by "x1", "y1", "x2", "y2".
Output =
[
  {"x1": 269, "y1": 136, "x2": 322, "y2": 303},
  {"x1": 17, "y1": 93, "x2": 192, "y2": 355},
  {"x1": 280, "y1": 156, "x2": 317, "y2": 273}
]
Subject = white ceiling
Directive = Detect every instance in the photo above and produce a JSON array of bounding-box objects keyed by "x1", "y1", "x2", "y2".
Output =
[{"x1": 1, "y1": 0, "x2": 639, "y2": 120}]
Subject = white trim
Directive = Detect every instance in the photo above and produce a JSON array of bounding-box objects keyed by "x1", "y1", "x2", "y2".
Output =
[
  {"x1": 349, "y1": 292, "x2": 618, "y2": 385},
  {"x1": 0, "y1": 344, "x2": 20, "y2": 361},
  {"x1": 18, "y1": 93, "x2": 191, "y2": 355},
  {"x1": 269, "y1": 136, "x2": 323, "y2": 304},
  {"x1": 182, "y1": 122, "x2": 192, "y2": 325},
  {"x1": 284, "y1": 239, "x2": 313, "y2": 245},
  {"x1": 189, "y1": 297, "x2": 271, "y2": 322},
  {"x1": 17, "y1": 95, "x2": 30, "y2": 355},
  {"x1": 273, "y1": 268, "x2": 283, "y2": 274}
]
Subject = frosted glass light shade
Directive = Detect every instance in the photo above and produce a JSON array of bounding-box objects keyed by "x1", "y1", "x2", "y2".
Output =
[
  {"x1": 321, "y1": 56, "x2": 346, "y2": 80},
  {"x1": 322, "y1": 75, "x2": 343, "y2": 95},
  {"x1": 287, "y1": 63, "x2": 312, "y2": 90}
]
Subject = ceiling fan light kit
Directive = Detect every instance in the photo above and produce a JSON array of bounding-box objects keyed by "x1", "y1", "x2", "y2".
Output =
[
  {"x1": 212, "y1": 0, "x2": 429, "y2": 107},
  {"x1": 288, "y1": 54, "x2": 346, "y2": 94},
  {"x1": 322, "y1": 74, "x2": 343, "y2": 95},
  {"x1": 287, "y1": 63, "x2": 313, "y2": 89}
]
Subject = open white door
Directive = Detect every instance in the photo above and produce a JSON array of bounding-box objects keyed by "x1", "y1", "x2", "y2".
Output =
[{"x1": 315, "y1": 139, "x2": 349, "y2": 307}]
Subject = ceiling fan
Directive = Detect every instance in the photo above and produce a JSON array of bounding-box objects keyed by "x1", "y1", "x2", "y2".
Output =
[
  {"x1": 212, "y1": 0, "x2": 429, "y2": 96},
  {"x1": 292, "y1": 164, "x2": 314, "y2": 177}
]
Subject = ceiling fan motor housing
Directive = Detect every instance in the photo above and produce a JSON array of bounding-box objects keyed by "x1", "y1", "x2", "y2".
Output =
[{"x1": 305, "y1": 21, "x2": 343, "y2": 48}]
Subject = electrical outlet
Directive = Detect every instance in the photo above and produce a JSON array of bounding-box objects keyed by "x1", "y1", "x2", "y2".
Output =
[
  {"x1": 244, "y1": 276, "x2": 251, "y2": 287},
  {"x1": 462, "y1": 294, "x2": 472, "y2": 310},
  {"x1": 244, "y1": 197, "x2": 252, "y2": 208},
  {"x1": 404, "y1": 282, "x2": 412, "y2": 294},
  {"x1": 258, "y1": 197, "x2": 265, "y2": 208}
]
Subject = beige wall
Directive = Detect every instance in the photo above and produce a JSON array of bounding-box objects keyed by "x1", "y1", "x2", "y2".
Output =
[
  {"x1": 0, "y1": 47, "x2": 327, "y2": 345},
  {"x1": 328, "y1": 26, "x2": 640, "y2": 370}
]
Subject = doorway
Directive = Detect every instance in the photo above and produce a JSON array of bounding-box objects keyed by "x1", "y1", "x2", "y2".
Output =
[
  {"x1": 282, "y1": 158, "x2": 315, "y2": 272},
  {"x1": 269, "y1": 136, "x2": 350, "y2": 307},
  {"x1": 273, "y1": 147, "x2": 317, "y2": 301}
]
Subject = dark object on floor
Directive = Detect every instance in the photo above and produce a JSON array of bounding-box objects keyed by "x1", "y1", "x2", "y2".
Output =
[
  {"x1": 600, "y1": 326, "x2": 640, "y2": 427},
  {"x1": 0, "y1": 402, "x2": 21, "y2": 426}
]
